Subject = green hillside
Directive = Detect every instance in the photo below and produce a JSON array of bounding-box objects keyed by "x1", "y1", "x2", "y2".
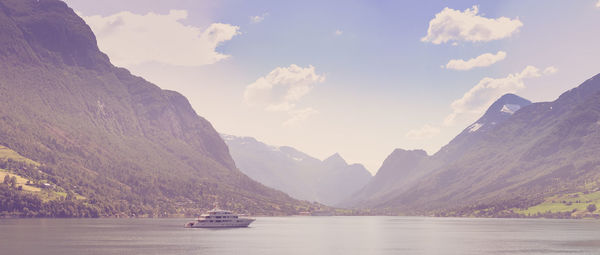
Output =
[{"x1": 0, "y1": 0, "x2": 317, "y2": 217}]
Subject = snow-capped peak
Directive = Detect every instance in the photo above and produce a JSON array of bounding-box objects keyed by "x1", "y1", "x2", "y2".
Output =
[
  {"x1": 221, "y1": 134, "x2": 235, "y2": 141},
  {"x1": 500, "y1": 104, "x2": 521, "y2": 115},
  {"x1": 468, "y1": 123, "x2": 483, "y2": 133}
]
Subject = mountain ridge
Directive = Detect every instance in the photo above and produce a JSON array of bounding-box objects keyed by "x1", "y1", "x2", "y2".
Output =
[{"x1": 223, "y1": 134, "x2": 372, "y2": 206}]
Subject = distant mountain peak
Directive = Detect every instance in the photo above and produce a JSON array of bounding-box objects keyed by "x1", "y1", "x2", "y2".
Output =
[
  {"x1": 377, "y1": 149, "x2": 428, "y2": 173},
  {"x1": 220, "y1": 133, "x2": 235, "y2": 141},
  {"x1": 434, "y1": 93, "x2": 532, "y2": 161},
  {"x1": 223, "y1": 135, "x2": 372, "y2": 206},
  {"x1": 487, "y1": 93, "x2": 531, "y2": 114},
  {"x1": 390, "y1": 148, "x2": 428, "y2": 157},
  {"x1": 323, "y1": 153, "x2": 347, "y2": 167},
  {"x1": 467, "y1": 93, "x2": 532, "y2": 133}
]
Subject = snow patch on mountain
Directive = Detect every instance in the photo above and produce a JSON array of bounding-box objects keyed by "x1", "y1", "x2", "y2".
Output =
[
  {"x1": 500, "y1": 104, "x2": 521, "y2": 115},
  {"x1": 221, "y1": 134, "x2": 235, "y2": 141},
  {"x1": 468, "y1": 123, "x2": 483, "y2": 133}
]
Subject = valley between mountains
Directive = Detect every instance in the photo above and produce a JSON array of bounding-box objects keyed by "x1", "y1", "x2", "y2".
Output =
[{"x1": 1, "y1": 0, "x2": 600, "y2": 219}]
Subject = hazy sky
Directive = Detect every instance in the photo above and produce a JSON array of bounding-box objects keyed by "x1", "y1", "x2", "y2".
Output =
[{"x1": 63, "y1": 0, "x2": 600, "y2": 174}]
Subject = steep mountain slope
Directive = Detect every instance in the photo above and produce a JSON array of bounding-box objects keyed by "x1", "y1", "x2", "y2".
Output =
[
  {"x1": 344, "y1": 94, "x2": 532, "y2": 209},
  {"x1": 344, "y1": 149, "x2": 428, "y2": 207},
  {"x1": 0, "y1": 0, "x2": 313, "y2": 217},
  {"x1": 356, "y1": 74, "x2": 600, "y2": 215},
  {"x1": 434, "y1": 94, "x2": 532, "y2": 163},
  {"x1": 223, "y1": 135, "x2": 372, "y2": 205}
]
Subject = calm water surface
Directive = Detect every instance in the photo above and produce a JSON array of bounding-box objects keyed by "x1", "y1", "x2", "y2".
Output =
[{"x1": 1, "y1": 217, "x2": 600, "y2": 254}]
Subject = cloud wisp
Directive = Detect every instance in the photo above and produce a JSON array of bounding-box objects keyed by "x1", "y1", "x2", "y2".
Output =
[
  {"x1": 244, "y1": 65, "x2": 325, "y2": 126},
  {"x1": 444, "y1": 65, "x2": 556, "y2": 126},
  {"x1": 422, "y1": 6, "x2": 523, "y2": 44},
  {"x1": 406, "y1": 124, "x2": 441, "y2": 140},
  {"x1": 543, "y1": 66, "x2": 558, "y2": 75},
  {"x1": 250, "y1": 13, "x2": 268, "y2": 23},
  {"x1": 283, "y1": 108, "x2": 319, "y2": 127},
  {"x1": 82, "y1": 10, "x2": 240, "y2": 67},
  {"x1": 444, "y1": 51, "x2": 507, "y2": 71}
]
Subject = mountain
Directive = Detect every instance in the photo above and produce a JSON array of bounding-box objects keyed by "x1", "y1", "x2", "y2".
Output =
[
  {"x1": 344, "y1": 94, "x2": 532, "y2": 209},
  {"x1": 0, "y1": 0, "x2": 315, "y2": 217},
  {"x1": 348, "y1": 74, "x2": 600, "y2": 216},
  {"x1": 317, "y1": 153, "x2": 373, "y2": 206},
  {"x1": 435, "y1": 94, "x2": 532, "y2": 163},
  {"x1": 223, "y1": 135, "x2": 372, "y2": 206},
  {"x1": 221, "y1": 135, "x2": 322, "y2": 201},
  {"x1": 344, "y1": 149, "x2": 429, "y2": 207}
]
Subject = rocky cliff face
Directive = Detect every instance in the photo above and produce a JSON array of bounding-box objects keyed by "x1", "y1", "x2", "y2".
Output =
[{"x1": 0, "y1": 0, "x2": 311, "y2": 216}]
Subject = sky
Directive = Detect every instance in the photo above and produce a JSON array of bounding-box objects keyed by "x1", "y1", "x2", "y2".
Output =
[{"x1": 63, "y1": 0, "x2": 600, "y2": 174}]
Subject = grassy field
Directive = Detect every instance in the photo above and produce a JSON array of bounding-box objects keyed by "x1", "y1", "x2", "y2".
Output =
[
  {"x1": 0, "y1": 145, "x2": 84, "y2": 200},
  {"x1": 0, "y1": 168, "x2": 41, "y2": 192},
  {"x1": 515, "y1": 191, "x2": 600, "y2": 216},
  {"x1": 0, "y1": 168, "x2": 85, "y2": 201},
  {"x1": 0, "y1": 145, "x2": 39, "y2": 166}
]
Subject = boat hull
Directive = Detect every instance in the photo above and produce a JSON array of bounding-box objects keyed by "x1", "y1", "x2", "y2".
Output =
[{"x1": 185, "y1": 218, "x2": 255, "y2": 228}]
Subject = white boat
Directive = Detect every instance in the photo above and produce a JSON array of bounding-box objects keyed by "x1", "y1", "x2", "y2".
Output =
[{"x1": 185, "y1": 207, "x2": 255, "y2": 228}]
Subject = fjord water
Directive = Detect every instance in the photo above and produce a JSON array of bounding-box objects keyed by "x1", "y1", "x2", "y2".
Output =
[{"x1": 1, "y1": 217, "x2": 599, "y2": 255}]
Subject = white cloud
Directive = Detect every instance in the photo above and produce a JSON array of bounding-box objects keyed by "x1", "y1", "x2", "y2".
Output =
[
  {"x1": 283, "y1": 108, "x2": 319, "y2": 127},
  {"x1": 422, "y1": 6, "x2": 523, "y2": 44},
  {"x1": 597, "y1": 0, "x2": 600, "y2": 7},
  {"x1": 405, "y1": 125, "x2": 441, "y2": 139},
  {"x1": 543, "y1": 66, "x2": 558, "y2": 75},
  {"x1": 334, "y1": 29, "x2": 343, "y2": 36},
  {"x1": 444, "y1": 65, "x2": 550, "y2": 126},
  {"x1": 250, "y1": 13, "x2": 268, "y2": 23},
  {"x1": 81, "y1": 10, "x2": 240, "y2": 67},
  {"x1": 444, "y1": 51, "x2": 507, "y2": 71},
  {"x1": 244, "y1": 65, "x2": 325, "y2": 125}
]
